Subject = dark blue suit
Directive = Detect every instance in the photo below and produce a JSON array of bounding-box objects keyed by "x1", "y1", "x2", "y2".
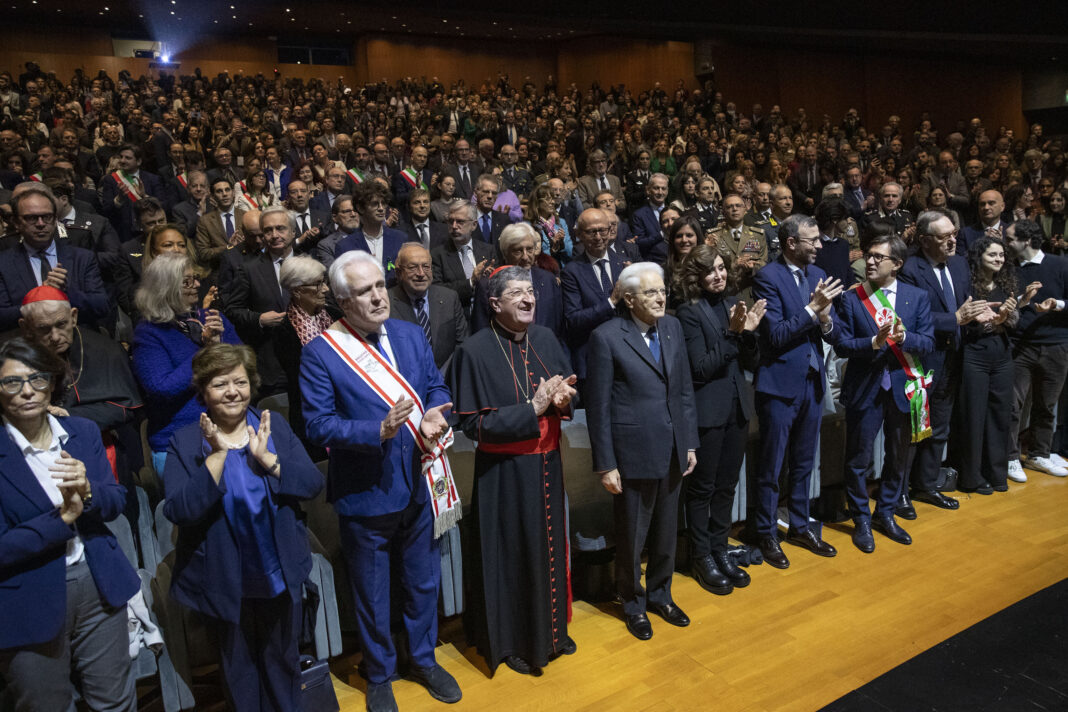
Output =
[
  {"x1": 751, "y1": 258, "x2": 841, "y2": 537},
  {"x1": 162, "y1": 409, "x2": 323, "y2": 710},
  {"x1": 391, "y1": 168, "x2": 433, "y2": 210},
  {"x1": 957, "y1": 222, "x2": 1006, "y2": 257},
  {"x1": 835, "y1": 282, "x2": 935, "y2": 519},
  {"x1": 899, "y1": 253, "x2": 970, "y2": 492},
  {"x1": 472, "y1": 209, "x2": 511, "y2": 248},
  {"x1": 300, "y1": 319, "x2": 451, "y2": 683},
  {"x1": 0, "y1": 241, "x2": 111, "y2": 331},
  {"x1": 560, "y1": 250, "x2": 629, "y2": 380},
  {"x1": 629, "y1": 203, "x2": 664, "y2": 259},
  {"x1": 0, "y1": 416, "x2": 138, "y2": 649},
  {"x1": 333, "y1": 226, "x2": 412, "y2": 287},
  {"x1": 99, "y1": 169, "x2": 170, "y2": 243}
]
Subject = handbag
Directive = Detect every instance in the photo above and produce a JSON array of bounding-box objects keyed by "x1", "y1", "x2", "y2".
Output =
[{"x1": 299, "y1": 655, "x2": 339, "y2": 712}]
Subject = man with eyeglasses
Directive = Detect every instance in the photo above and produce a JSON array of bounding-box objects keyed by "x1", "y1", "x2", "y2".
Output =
[
  {"x1": 388, "y1": 243, "x2": 467, "y2": 372},
  {"x1": 431, "y1": 202, "x2": 495, "y2": 315},
  {"x1": 749, "y1": 214, "x2": 844, "y2": 569},
  {"x1": 0, "y1": 185, "x2": 110, "y2": 332},
  {"x1": 334, "y1": 182, "x2": 412, "y2": 288},
  {"x1": 444, "y1": 139, "x2": 484, "y2": 200},
  {"x1": 313, "y1": 196, "x2": 360, "y2": 270},
  {"x1": 900, "y1": 211, "x2": 994, "y2": 514},
  {"x1": 834, "y1": 234, "x2": 934, "y2": 552},
  {"x1": 577, "y1": 149, "x2": 626, "y2": 212},
  {"x1": 586, "y1": 261, "x2": 698, "y2": 641}
]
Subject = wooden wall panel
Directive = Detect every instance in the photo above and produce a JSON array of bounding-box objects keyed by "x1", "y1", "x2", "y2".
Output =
[
  {"x1": 556, "y1": 39, "x2": 696, "y2": 92},
  {"x1": 360, "y1": 36, "x2": 556, "y2": 89}
]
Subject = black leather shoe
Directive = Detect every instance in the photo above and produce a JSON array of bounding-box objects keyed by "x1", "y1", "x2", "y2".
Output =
[
  {"x1": 759, "y1": 537, "x2": 790, "y2": 569},
  {"x1": 711, "y1": 551, "x2": 750, "y2": 588},
  {"x1": 784, "y1": 528, "x2": 838, "y2": 557},
  {"x1": 692, "y1": 554, "x2": 733, "y2": 595},
  {"x1": 895, "y1": 492, "x2": 917, "y2": 520},
  {"x1": 911, "y1": 489, "x2": 960, "y2": 510},
  {"x1": 409, "y1": 664, "x2": 462, "y2": 704},
  {"x1": 872, "y1": 515, "x2": 912, "y2": 545},
  {"x1": 558, "y1": 636, "x2": 577, "y2": 655},
  {"x1": 503, "y1": 655, "x2": 542, "y2": 676},
  {"x1": 959, "y1": 483, "x2": 994, "y2": 495},
  {"x1": 648, "y1": 602, "x2": 690, "y2": 627},
  {"x1": 852, "y1": 519, "x2": 875, "y2": 553},
  {"x1": 366, "y1": 682, "x2": 399, "y2": 712},
  {"x1": 993, "y1": 483, "x2": 1009, "y2": 492},
  {"x1": 625, "y1": 613, "x2": 653, "y2": 640}
]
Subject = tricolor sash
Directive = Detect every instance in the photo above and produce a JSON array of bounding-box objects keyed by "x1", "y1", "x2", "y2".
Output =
[
  {"x1": 28, "y1": 172, "x2": 42, "y2": 182},
  {"x1": 857, "y1": 282, "x2": 933, "y2": 442},
  {"x1": 399, "y1": 167, "x2": 427, "y2": 190},
  {"x1": 346, "y1": 168, "x2": 365, "y2": 185},
  {"x1": 237, "y1": 180, "x2": 247, "y2": 194},
  {"x1": 243, "y1": 193, "x2": 260, "y2": 210},
  {"x1": 111, "y1": 171, "x2": 141, "y2": 202},
  {"x1": 176, "y1": 172, "x2": 188, "y2": 190},
  {"x1": 320, "y1": 319, "x2": 461, "y2": 537}
]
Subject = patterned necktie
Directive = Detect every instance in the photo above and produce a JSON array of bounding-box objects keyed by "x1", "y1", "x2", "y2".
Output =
[
  {"x1": 596, "y1": 258, "x2": 612, "y2": 297},
  {"x1": 417, "y1": 224, "x2": 428, "y2": 246},
  {"x1": 224, "y1": 212, "x2": 234, "y2": 239},
  {"x1": 414, "y1": 296, "x2": 431, "y2": 344},
  {"x1": 460, "y1": 245, "x2": 474, "y2": 279},
  {"x1": 599, "y1": 176, "x2": 608, "y2": 192},
  {"x1": 299, "y1": 214, "x2": 309, "y2": 235},
  {"x1": 647, "y1": 325, "x2": 661, "y2": 364}
]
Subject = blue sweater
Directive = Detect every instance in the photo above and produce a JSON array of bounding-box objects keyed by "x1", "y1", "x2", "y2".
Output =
[
  {"x1": 132, "y1": 318, "x2": 241, "y2": 451},
  {"x1": 1015, "y1": 253, "x2": 1068, "y2": 346}
]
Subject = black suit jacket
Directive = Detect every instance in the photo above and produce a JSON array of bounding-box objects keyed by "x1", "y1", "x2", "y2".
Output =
[
  {"x1": 472, "y1": 209, "x2": 510, "y2": 248},
  {"x1": 676, "y1": 296, "x2": 758, "y2": 427},
  {"x1": 388, "y1": 284, "x2": 469, "y2": 371},
  {"x1": 443, "y1": 161, "x2": 484, "y2": 199},
  {"x1": 222, "y1": 252, "x2": 288, "y2": 392},
  {"x1": 585, "y1": 314, "x2": 699, "y2": 478},
  {"x1": 431, "y1": 238, "x2": 496, "y2": 311},
  {"x1": 401, "y1": 219, "x2": 449, "y2": 252},
  {"x1": 64, "y1": 211, "x2": 122, "y2": 277},
  {"x1": 0, "y1": 241, "x2": 111, "y2": 331},
  {"x1": 99, "y1": 169, "x2": 170, "y2": 243}
]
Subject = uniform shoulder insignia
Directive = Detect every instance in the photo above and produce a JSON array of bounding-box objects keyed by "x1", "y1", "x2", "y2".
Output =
[{"x1": 130, "y1": 252, "x2": 143, "y2": 258}]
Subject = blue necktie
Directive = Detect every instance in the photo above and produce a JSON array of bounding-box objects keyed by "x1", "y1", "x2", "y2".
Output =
[
  {"x1": 796, "y1": 270, "x2": 821, "y2": 372},
  {"x1": 647, "y1": 325, "x2": 661, "y2": 364},
  {"x1": 224, "y1": 212, "x2": 234, "y2": 239},
  {"x1": 414, "y1": 297, "x2": 431, "y2": 344},
  {"x1": 365, "y1": 332, "x2": 391, "y2": 365},
  {"x1": 481, "y1": 214, "x2": 491, "y2": 240}
]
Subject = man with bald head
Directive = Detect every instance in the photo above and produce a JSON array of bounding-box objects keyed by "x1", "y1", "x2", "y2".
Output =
[
  {"x1": 389, "y1": 243, "x2": 468, "y2": 371},
  {"x1": 217, "y1": 208, "x2": 264, "y2": 298},
  {"x1": 561, "y1": 208, "x2": 630, "y2": 387},
  {"x1": 959, "y1": 190, "x2": 1007, "y2": 256}
]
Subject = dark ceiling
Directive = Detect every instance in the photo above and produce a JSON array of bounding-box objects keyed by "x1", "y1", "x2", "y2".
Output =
[{"x1": 6, "y1": 0, "x2": 1068, "y2": 59}]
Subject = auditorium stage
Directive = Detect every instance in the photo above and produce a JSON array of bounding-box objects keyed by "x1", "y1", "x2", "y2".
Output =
[{"x1": 331, "y1": 466, "x2": 1068, "y2": 711}]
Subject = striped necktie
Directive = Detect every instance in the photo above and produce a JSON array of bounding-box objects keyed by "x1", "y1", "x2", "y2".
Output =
[{"x1": 414, "y1": 296, "x2": 431, "y2": 344}]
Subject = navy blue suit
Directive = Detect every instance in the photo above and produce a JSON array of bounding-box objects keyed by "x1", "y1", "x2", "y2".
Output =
[
  {"x1": 0, "y1": 416, "x2": 139, "y2": 649},
  {"x1": 99, "y1": 169, "x2": 170, "y2": 243},
  {"x1": 162, "y1": 409, "x2": 323, "y2": 710},
  {"x1": 473, "y1": 209, "x2": 511, "y2": 248},
  {"x1": 899, "y1": 253, "x2": 971, "y2": 492},
  {"x1": 0, "y1": 241, "x2": 111, "y2": 331},
  {"x1": 391, "y1": 168, "x2": 434, "y2": 209},
  {"x1": 750, "y1": 258, "x2": 842, "y2": 537},
  {"x1": 957, "y1": 223, "x2": 1006, "y2": 257},
  {"x1": 560, "y1": 250, "x2": 629, "y2": 380},
  {"x1": 835, "y1": 282, "x2": 935, "y2": 519},
  {"x1": 629, "y1": 203, "x2": 664, "y2": 259},
  {"x1": 333, "y1": 226, "x2": 412, "y2": 287},
  {"x1": 300, "y1": 319, "x2": 451, "y2": 683}
]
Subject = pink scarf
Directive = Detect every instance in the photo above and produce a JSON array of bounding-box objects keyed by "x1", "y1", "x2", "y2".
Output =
[{"x1": 287, "y1": 303, "x2": 333, "y2": 346}]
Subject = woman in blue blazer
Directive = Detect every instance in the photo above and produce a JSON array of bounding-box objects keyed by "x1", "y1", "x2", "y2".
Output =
[
  {"x1": 163, "y1": 344, "x2": 323, "y2": 712},
  {"x1": 131, "y1": 253, "x2": 240, "y2": 475},
  {"x1": 0, "y1": 337, "x2": 139, "y2": 711},
  {"x1": 676, "y1": 245, "x2": 765, "y2": 596}
]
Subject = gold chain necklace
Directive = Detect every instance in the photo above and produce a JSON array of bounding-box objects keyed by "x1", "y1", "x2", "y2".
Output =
[{"x1": 491, "y1": 322, "x2": 531, "y2": 403}]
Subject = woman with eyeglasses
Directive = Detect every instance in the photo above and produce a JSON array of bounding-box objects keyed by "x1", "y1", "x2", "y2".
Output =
[
  {"x1": 0, "y1": 337, "x2": 139, "y2": 711},
  {"x1": 131, "y1": 253, "x2": 240, "y2": 476}
]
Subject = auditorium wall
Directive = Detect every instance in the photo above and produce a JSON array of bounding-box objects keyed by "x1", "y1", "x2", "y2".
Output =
[{"x1": 1, "y1": 26, "x2": 1026, "y2": 135}]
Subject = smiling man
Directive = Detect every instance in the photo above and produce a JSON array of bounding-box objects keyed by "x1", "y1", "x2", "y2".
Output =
[
  {"x1": 388, "y1": 243, "x2": 467, "y2": 371},
  {"x1": 333, "y1": 181, "x2": 411, "y2": 287}
]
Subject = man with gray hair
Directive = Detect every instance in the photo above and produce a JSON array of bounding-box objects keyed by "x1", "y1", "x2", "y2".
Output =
[
  {"x1": 301, "y1": 249, "x2": 461, "y2": 712},
  {"x1": 446, "y1": 264, "x2": 577, "y2": 675},
  {"x1": 586, "y1": 261, "x2": 698, "y2": 641},
  {"x1": 431, "y1": 201, "x2": 495, "y2": 315},
  {"x1": 389, "y1": 242, "x2": 468, "y2": 371},
  {"x1": 577, "y1": 149, "x2": 625, "y2": 211}
]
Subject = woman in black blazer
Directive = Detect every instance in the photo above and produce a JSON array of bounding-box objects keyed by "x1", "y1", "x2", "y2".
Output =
[{"x1": 675, "y1": 245, "x2": 765, "y2": 596}]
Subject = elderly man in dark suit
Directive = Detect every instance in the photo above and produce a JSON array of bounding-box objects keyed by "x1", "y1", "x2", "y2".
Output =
[
  {"x1": 749, "y1": 215, "x2": 843, "y2": 569},
  {"x1": 443, "y1": 139, "x2": 484, "y2": 200},
  {"x1": 629, "y1": 174, "x2": 670, "y2": 259},
  {"x1": 431, "y1": 201, "x2": 496, "y2": 315},
  {"x1": 389, "y1": 243, "x2": 468, "y2": 372},
  {"x1": 586, "y1": 261, "x2": 698, "y2": 641},
  {"x1": 577, "y1": 149, "x2": 627, "y2": 212},
  {"x1": 0, "y1": 186, "x2": 111, "y2": 331},
  {"x1": 472, "y1": 174, "x2": 512, "y2": 248}
]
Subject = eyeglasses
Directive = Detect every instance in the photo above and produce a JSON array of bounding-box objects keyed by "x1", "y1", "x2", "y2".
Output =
[
  {"x1": 298, "y1": 279, "x2": 327, "y2": 290},
  {"x1": 182, "y1": 276, "x2": 199, "y2": 288},
  {"x1": 584, "y1": 228, "x2": 612, "y2": 237},
  {"x1": 400, "y1": 263, "x2": 432, "y2": 274},
  {"x1": 0, "y1": 372, "x2": 51, "y2": 394},
  {"x1": 633, "y1": 287, "x2": 668, "y2": 298},
  {"x1": 20, "y1": 213, "x2": 55, "y2": 224},
  {"x1": 447, "y1": 218, "x2": 473, "y2": 225},
  {"x1": 864, "y1": 252, "x2": 893, "y2": 264},
  {"x1": 500, "y1": 287, "x2": 536, "y2": 300}
]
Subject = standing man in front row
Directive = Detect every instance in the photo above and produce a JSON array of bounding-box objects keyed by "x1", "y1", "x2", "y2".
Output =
[
  {"x1": 586, "y1": 262, "x2": 698, "y2": 641},
  {"x1": 835, "y1": 234, "x2": 934, "y2": 553},
  {"x1": 750, "y1": 215, "x2": 843, "y2": 569},
  {"x1": 300, "y1": 251, "x2": 462, "y2": 712}
]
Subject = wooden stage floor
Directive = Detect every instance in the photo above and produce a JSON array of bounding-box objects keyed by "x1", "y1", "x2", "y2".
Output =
[{"x1": 331, "y1": 466, "x2": 1068, "y2": 712}]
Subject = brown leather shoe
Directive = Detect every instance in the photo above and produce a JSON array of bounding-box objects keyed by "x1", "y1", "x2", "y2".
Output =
[
  {"x1": 784, "y1": 528, "x2": 838, "y2": 557},
  {"x1": 759, "y1": 537, "x2": 790, "y2": 569}
]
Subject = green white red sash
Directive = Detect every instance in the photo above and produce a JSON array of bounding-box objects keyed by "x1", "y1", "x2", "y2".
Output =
[
  {"x1": 28, "y1": 172, "x2": 42, "y2": 182},
  {"x1": 111, "y1": 171, "x2": 141, "y2": 202},
  {"x1": 319, "y1": 319, "x2": 460, "y2": 537},
  {"x1": 857, "y1": 282, "x2": 933, "y2": 442},
  {"x1": 346, "y1": 168, "x2": 365, "y2": 185},
  {"x1": 237, "y1": 180, "x2": 247, "y2": 194},
  {"x1": 243, "y1": 193, "x2": 259, "y2": 209},
  {"x1": 399, "y1": 167, "x2": 427, "y2": 190},
  {"x1": 176, "y1": 172, "x2": 188, "y2": 190}
]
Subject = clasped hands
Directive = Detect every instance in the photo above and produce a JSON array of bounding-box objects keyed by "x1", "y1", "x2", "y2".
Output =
[
  {"x1": 51, "y1": 451, "x2": 89, "y2": 525},
  {"x1": 874, "y1": 317, "x2": 906, "y2": 348},
  {"x1": 532, "y1": 374, "x2": 578, "y2": 416}
]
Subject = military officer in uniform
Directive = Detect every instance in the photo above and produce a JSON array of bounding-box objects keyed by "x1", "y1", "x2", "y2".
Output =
[{"x1": 707, "y1": 193, "x2": 769, "y2": 301}]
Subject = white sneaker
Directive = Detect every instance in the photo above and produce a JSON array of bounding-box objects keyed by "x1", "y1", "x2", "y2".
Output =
[
  {"x1": 1027, "y1": 456, "x2": 1068, "y2": 478},
  {"x1": 1051, "y1": 453, "x2": 1068, "y2": 469},
  {"x1": 1007, "y1": 460, "x2": 1027, "y2": 483}
]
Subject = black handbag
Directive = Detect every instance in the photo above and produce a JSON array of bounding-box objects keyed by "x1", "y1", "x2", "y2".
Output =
[{"x1": 299, "y1": 655, "x2": 339, "y2": 712}]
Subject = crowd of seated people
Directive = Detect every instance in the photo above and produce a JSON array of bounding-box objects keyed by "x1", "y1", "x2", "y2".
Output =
[{"x1": 1, "y1": 62, "x2": 1067, "y2": 711}]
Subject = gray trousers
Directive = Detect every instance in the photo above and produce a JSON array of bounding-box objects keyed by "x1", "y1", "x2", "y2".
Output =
[{"x1": 0, "y1": 560, "x2": 136, "y2": 712}]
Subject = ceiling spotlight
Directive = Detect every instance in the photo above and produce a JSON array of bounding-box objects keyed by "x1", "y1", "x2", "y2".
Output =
[{"x1": 161, "y1": 54, "x2": 170, "y2": 62}]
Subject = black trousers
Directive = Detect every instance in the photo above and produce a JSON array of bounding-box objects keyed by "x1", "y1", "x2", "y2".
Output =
[
  {"x1": 955, "y1": 336, "x2": 1013, "y2": 488},
  {"x1": 614, "y1": 468, "x2": 682, "y2": 617},
  {"x1": 909, "y1": 348, "x2": 960, "y2": 492},
  {"x1": 1010, "y1": 342, "x2": 1068, "y2": 460},
  {"x1": 685, "y1": 401, "x2": 748, "y2": 558}
]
